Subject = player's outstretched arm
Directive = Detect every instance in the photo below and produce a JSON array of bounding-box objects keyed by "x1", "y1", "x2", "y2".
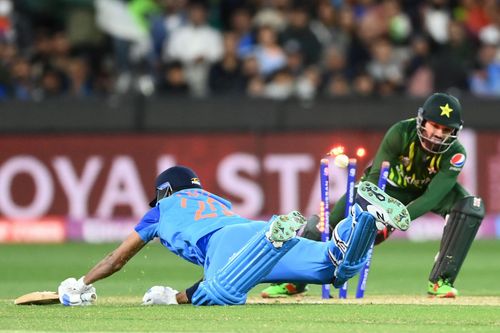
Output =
[
  {"x1": 84, "y1": 231, "x2": 147, "y2": 284},
  {"x1": 58, "y1": 231, "x2": 146, "y2": 306}
]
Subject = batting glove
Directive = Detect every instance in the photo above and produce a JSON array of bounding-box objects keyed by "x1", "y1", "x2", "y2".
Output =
[
  {"x1": 58, "y1": 277, "x2": 97, "y2": 306},
  {"x1": 142, "y1": 286, "x2": 179, "y2": 305}
]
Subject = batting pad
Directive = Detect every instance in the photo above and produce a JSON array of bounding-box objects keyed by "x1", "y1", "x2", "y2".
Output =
[
  {"x1": 192, "y1": 229, "x2": 299, "y2": 305},
  {"x1": 328, "y1": 204, "x2": 363, "y2": 266},
  {"x1": 333, "y1": 209, "x2": 377, "y2": 288}
]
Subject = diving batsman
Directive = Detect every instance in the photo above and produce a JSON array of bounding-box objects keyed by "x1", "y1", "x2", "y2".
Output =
[
  {"x1": 57, "y1": 166, "x2": 410, "y2": 306},
  {"x1": 263, "y1": 92, "x2": 485, "y2": 299}
]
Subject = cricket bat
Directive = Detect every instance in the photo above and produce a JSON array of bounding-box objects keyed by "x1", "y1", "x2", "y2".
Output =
[{"x1": 14, "y1": 291, "x2": 60, "y2": 305}]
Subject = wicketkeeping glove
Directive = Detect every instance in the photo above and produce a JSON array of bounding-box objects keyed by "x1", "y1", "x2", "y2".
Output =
[
  {"x1": 375, "y1": 226, "x2": 394, "y2": 245},
  {"x1": 142, "y1": 286, "x2": 179, "y2": 305},
  {"x1": 58, "y1": 276, "x2": 97, "y2": 306}
]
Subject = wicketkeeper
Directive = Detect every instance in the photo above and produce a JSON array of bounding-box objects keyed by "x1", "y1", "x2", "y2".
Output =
[
  {"x1": 262, "y1": 92, "x2": 485, "y2": 298},
  {"x1": 58, "y1": 165, "x2": 410, "y2": 306}
]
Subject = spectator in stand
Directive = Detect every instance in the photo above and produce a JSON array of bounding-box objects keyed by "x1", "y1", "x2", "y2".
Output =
[
  {"x1": 0, "y1": 42, "x2": 19, "y2": 98},
  {"x1": 295, "y1": 65, "x2": 321, "y2": 101},
  {"x1": 356, "y1": 0, "x2": 400, "y2": 43},
  {"x1": 66, "y1": 56, "x2": 93, "y2": 98},
  {"x1": 157, "y1": 60, "x2": 189, "y2": 96},
  {"x1": 384, "y1": 0, "x2": 413, "y2": 45},
  {"x1": 230, "y1": 7, "x2": 255, "y2": 57},
  {"x1": 166, "y1": 1, "x2": 223, "y2": 97},
  {"x1": 0, "y1": 0, "x2": 496, "y2": 100},
  {"x1": 252, "y1": 25, "x2": 286, "y2": 77},
  {"x1": 208, "y1": 32, "x2": 246, "y2": 95},
  {"x1": 280, "y1": 4, "x2": 322, "y2": 66},
  {"x1": 0, "y1": 0, "x2": 15, "y2": 44},
  {"x1": 241, "y1": 54, "x2": 265, "y2": 97},
  {"x1": 352, "y1": 70, "x2": 376, "y2": 97},
  {"x1": 366, "y1": 37, "x2": 405, "y2": 96},
  {"x1": 343, "y1": 5, "x2": 372, "y2": 81},
  {"x1": 478, "y1": 4, "x2": 500, "y2": 47},
  {"x1": 422, "y1": 0, "x2": 452, "y2": 45},
  {"x1": 320, "y1": 45, "x2": 349, "y2": 93},
  {"x1": 469, "y1": 42, "x2": 500, "y2": 97},
  {"x1": 430, "y1": 20, "x2": 475, "y2": 92},
  {"x1": 335, "y1": 5, "x2": 357, "y2": 55},
  {"x1": 29, "y1": 30, "x2": 52, "y2": 75},
  {"x1": 310, "y1": 0, "x2": 338, "y2": 50},
  {"x1": 405, "y1": 35, "x2": 433, "y2": 97},
  {"x1": 0, "y1": 40, "x2": 16, "y2": 67},
  {"x1": 50, "y1": 32, "x2": 72, "y2": 71},
  {"x1": 263, "y1": 67, "x2": 294, "y2": 100},
  {"x1": 9, "y1": 56, "x2": 34, "y2": 100},
  {"x1": 283, "y1": 40, "x2": 304, "y2": 77},
  {"x1": 457, "y1": 0, "x2": 492, "y2": 38},
  {"x1": 150, "y1": 0, "x2": 187, "y2": 72},
  {"x1": 253, "y1": 0, "x2": 289, "y2": 32},
  {"x1": 325, "y1": 73, "x2": 351, "y2": 97},
  {"x1": 38, "y1": 66, "x2": 67, "y2": 99}
]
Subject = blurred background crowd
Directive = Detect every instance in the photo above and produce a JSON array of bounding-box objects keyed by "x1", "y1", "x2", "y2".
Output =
[{"x1": 1, "y1": 0, "x2": 500, "y2": 101}]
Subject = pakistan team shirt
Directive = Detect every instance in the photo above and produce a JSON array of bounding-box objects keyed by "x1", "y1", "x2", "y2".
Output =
[{"x1": 363, "y1": 118, "x2": 466, "y2": 220}]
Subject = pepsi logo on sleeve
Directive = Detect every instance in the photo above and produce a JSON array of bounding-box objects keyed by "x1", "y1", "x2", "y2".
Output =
[{"x1": 449, "y1": 153, "x2": 466, "y2": 170}]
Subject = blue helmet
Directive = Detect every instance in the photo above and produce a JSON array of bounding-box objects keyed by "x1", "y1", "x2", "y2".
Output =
[{"x1": 149, "y1": 166, "x2": 202, "y2": 207}]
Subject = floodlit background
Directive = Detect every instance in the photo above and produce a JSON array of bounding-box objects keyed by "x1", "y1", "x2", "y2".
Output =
[
  {"x1": 0, "y1": 0, "x2": 499, "y2": 244},
  {"x1": 1, "y1": 3, "x2": 499, "y2": 331}
]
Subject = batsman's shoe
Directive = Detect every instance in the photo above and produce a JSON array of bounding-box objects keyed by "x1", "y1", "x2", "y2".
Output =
[
  {"x1": 427, "y1": 279, "x2": 459, "y2": 298},
  {"x1": 356, "y1": 181, "x2": 410, "y2": 231},
  {"x1": 266, "y1": 211, "x2": 306, "y2": 248},
  {"x1": 261, "y1": 283, "x2": 308, "y2": 298}
]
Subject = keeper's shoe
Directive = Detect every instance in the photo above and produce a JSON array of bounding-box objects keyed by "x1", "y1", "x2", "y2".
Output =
[
  {"x1": 266, "y1": 211, "x2": 306, "y2": 248},
  {"x1": 261, "y1": 283, "x2": 308, "y2": 298},
  {"x1": 427, "y1": 279, "x2": 459, "y2": 298},
  {"x1": 356, "y1": 181, "x2": 411, "y2": 231}
]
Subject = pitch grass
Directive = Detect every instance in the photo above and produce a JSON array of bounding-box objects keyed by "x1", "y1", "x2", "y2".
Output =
[{"x1": 1, "y1": 240, "x2": 500, "y2": 332}]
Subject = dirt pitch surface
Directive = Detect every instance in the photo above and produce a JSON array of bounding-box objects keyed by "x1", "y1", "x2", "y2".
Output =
[
  {"x1": 247, "y1": 295, "x2": 500, "y2": 306},
  {"x1": 85, "y1": 295, "x2": 500, "y2": 306},
  {"x1": 11, "y1": 294, "x2": 500, "y2": 308}
]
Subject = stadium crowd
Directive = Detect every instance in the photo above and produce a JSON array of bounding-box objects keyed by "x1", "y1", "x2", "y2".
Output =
[{"x1": 1, "y1": 0, "x2": 500, "y2": 100}]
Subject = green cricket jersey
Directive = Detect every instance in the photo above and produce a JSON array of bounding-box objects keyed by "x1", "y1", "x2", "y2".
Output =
[{"x1": 363, "y1": 118, "x2": 467, "y2": 220}]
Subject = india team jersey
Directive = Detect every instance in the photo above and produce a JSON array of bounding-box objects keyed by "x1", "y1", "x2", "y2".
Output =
[{"x1": 134, "y1": 189, "x2": 252, "y2": 266}]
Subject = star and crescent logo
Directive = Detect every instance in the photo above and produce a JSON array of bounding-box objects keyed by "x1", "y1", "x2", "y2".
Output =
[{"x1": 440, "y1": 103, "x2": 453, "y2": 118}]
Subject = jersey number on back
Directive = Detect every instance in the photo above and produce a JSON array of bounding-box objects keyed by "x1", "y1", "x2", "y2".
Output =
[{"x1": 179, "y1": 192, "x2": 235, "y2": 221}]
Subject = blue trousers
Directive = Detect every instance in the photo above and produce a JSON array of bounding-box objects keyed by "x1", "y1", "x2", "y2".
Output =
[
  {"x1": 204, "y1": 222, "x2": 335, "y2": 285},
  {"x1": 193, "y1": 210, "x2": 375, "y2": 305}
]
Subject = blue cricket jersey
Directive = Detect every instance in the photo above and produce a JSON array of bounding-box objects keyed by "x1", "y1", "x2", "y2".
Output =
[{"x1": 134, "y1": 189, "x2": 252, "y2": 266}]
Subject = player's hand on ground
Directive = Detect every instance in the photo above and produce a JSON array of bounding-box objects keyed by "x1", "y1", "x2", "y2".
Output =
[
  {"x1": 58, "y1": 277, "x2": 97, "y2": 306},
  {"x1": 142, "y1": 286, "x2": 179, "y2": 305}
]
